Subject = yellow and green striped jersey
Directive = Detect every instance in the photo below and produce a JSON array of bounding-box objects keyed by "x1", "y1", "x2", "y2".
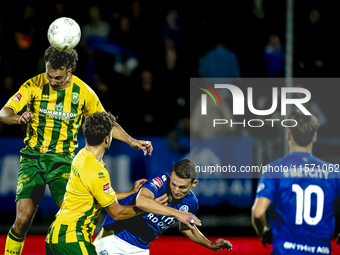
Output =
[
  {"x1": 46, "y1": 147, "x2": 116, "y2": 244},
  {"x1": 4, "y1": 73, "x2": 104, "y2": 155}
]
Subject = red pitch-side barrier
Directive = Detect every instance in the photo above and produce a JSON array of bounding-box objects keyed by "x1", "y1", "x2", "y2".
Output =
[{"x1": 0, "y1": 235, "x2": 339, "y2": 254}]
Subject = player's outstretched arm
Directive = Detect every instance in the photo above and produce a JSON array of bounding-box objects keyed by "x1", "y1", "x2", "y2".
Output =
[
  {"x1": 116, "y1": 179, "x2": 147, "y2": 201},
  {"x1": 252, "y1": 197, "x2": 272, "y2": 248},
  {"x1": 111, "y1": 123, "x2": 153, "y2": 156},
  {"x1": 105, "y1": 199, "x2": 144, "y2": 221},
  {"x1": 179, "y1": 223, "x2": 233, "y2": 251},
  {"x1": 0, "y1": 107, "x2": 34, "y2": 125},
  {"x1": 135, "y1": 188, "x2": 201, "y2": 229}
]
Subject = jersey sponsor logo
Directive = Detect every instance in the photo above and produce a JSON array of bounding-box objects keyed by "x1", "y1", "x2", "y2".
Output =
[
  {"x1": 71, "y1": 92, "x2": 80, "y2": 104},
  {"x1": 152, "y1": 177, "x2": 163, "y2": 187},
  {"x1": 146, "y1": 213, "x2": 176, "y2": 230},
  {"x1": 99, "y1": 250, "x2": 108, "y2": 255},
  {"x1": 39, "y1": 107, "x2": 78, "y2": 122},
  {"x1": 98, "y1": 172, "x2": 105, "y2": 179},
  {"x1": 283, "y1": 241, "x2": 330, "y2": 254},
  {"x1": 103, "y1": 183, "x2": 110, "y2": 194},
  {"x1": 162, "y1": 175, "x2": 167, "y2": 182},
  {"x1": 179, "y1": 205, "x2": 189, "y2": 212},
  {"x1": 12, "y1": 93, "x2": 22, "y2": 102},
  {"x1": 256, "y1": 183, "x2": 265, "y2": 193}
]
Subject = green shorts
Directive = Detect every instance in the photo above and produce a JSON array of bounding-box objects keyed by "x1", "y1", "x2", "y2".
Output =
[
  {"x1": 16, "y1": 146, "x2": 74, "y2": 206},
  {"x1": 45, "y1": 241, "x2": 96, "y2": 255}
]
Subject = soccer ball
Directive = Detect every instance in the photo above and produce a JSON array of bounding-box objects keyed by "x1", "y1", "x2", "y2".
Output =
[{"x1": 47, "y1": 17, "x2": 81, "y2": 51}]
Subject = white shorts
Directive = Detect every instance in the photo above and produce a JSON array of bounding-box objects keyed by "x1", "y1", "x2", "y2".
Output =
[{"x1": 93, "y1": 228, "x2": 149, "y2": 255}]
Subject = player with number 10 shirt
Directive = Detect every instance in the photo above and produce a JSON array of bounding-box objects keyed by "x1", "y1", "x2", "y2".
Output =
[{"x1": 252, "y1": 110, "x2": 340, "y2": 255}]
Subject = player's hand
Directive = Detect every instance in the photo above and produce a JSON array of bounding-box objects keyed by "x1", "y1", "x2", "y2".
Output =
[
  {"x1": 155, "y1": 194, "x2": 168, "y2": 206},
  {"x1": 19, "y1": 111, "x2": 34, "y2": 125},
  {"x1": 176, "y1": 211, "x2": 201, "y2": 230},
  {"x1": 132, "y1": 179, "x2": 147, "y2": 193},
  {"x1": 210, "y1": 238, "x2": 233, "y2": 251},
  {"x1": 260, "y1": 226, "x2": 273, "y2": 249},
  {"x1": 130, "y1": 140, "x2": 153, "y2": 156}
]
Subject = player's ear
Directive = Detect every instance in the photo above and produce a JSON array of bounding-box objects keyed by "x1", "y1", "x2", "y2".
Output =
[
  {"x1": 104, "y1": 135, "x2": 109, "y2": 144},
  {"x1": 312, "y1": 132, "x2": 317, "y2": 143},
  {"x1": 191, "y1": 179, "x2": 198, "y2": 188},
  {"x1": 67, "y1": 68, "x2": 72, "y2": 77}
]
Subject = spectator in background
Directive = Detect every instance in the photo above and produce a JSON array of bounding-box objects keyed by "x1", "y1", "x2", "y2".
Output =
[
  {"x1": 161, "y1": 7, "x2": 187, "y2": 86},
  {"x1": 198, "y1": 41, "x2": 241, "y2": 78},
  {"x1": 193, "y1": 39, "x2": 240, "y2": 141},
  {"x1": 294, "y1": 6, "x2": 329, "y2": 77},
  {"x1": 80, "y1": 5, "x2": 111, "y2": 90},
  {"x1": 4, "y1": 4, "x2": 42, "y2": 85},
  {"x1": 128, "y1": 68, "x2": 170, "y2": 137},
  {"x1": 112, "y1": 15, "x2": 139, "y2": 77},
  {"x1": 81, "y1": 6, "x2": 139, "y2": 95},
  {"x1": 263, "y1": 33, "x2": 285, "y2": 77}
]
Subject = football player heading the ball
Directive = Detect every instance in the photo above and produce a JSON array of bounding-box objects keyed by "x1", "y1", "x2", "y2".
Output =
[
  {"x1": 0, "y1": 17, "x2": 153, "y2": 255},
  {"x1": 94, "y1": 159, "x2": 233, "y2": 254}
]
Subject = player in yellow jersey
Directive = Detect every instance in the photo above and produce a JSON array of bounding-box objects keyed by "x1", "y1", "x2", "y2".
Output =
[
  {"x1": 0, "y1": 46, "x2": 153, "y2": 255},
  {"x1": 45, "y1": 111, "x2": 145, "y2": 255}
]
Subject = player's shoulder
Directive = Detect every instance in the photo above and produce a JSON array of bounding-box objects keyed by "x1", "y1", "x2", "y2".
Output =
[
  {"x1": 182, "y1": 190, "x2": 199, "y2": 213},
  {"x1": 72, "y1": 75, "x2": 96, "y2": 95},
  {"x1": 150, "y1": 171, "x2": 170, "y2": 184},
  {"x1": 309, "y1": 154, "x2": 333, "y2": 166},
  {"x1": 187, "y1": 189, "x2": 198, "y2": 204},
  {"x1": 74, "y1": 148, "x2": 106, "y2": 175},
  {"x1": 24, "y1": 73, "x2": 48, "y2": 90},
  {"x1": 143, "y1": 171, "x2": 170, "y2": 193},
  {"x1": 152, "y1": 171, "x2": 170, "y2": 181}
]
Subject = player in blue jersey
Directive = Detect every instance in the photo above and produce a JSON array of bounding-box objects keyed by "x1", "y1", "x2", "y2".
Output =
[
  {"x1": 94, "y1": 159, "x2": 233, "y2": 254},
  {"x1": 252, "y1": 110, "x2": 340, "y2": 255}
]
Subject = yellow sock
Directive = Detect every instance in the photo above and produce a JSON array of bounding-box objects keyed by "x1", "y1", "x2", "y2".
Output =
[{"x1": 4, "y1": 227, "x2": 25, "y2": 255}]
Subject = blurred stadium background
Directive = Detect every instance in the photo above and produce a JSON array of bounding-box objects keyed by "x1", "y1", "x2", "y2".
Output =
[{"x1": 1, "y1": 1, "x2": 340, "y2": 254}]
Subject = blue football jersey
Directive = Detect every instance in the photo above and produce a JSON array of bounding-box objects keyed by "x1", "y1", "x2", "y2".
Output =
[
  {"x1": 256, "y1": 152, "x2": 340, "y2": 255},
  {"x1": 102, "y1": 171, "x2": 199, "y2": 249}
]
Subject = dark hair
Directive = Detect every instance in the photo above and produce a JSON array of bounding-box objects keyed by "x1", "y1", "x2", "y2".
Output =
[
  {"x1": 44, "y1": 46, "x2": 78, "y2": 72},
  {"x1": 171, "y1": 159, "x2": 197, "y2": 182},
  {"x1": 288, "y1": 110, "x2": 319, "y2": 147},
  {"x1": 82, "y1": 112, "x2": 117, "y2": 146}
]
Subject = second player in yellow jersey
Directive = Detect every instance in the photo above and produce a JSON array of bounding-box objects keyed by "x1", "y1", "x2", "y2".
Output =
[{"x1": 46, "y1": 111, "x2": 146, "y2": 255}]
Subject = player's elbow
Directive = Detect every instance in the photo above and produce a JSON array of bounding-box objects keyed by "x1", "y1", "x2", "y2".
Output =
[
  {"x1": 111, "y1": 213, "x2": 123, "y2": 221},
  {"x1": 111, "y1": 208, "x2": 125, "y2": 221},
  {"x1": 107, "y1": 204, "x2": 126, "y2": 221},
  {"x1": 252, "y1": 205, "x2": 266, "y2": 220}
]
